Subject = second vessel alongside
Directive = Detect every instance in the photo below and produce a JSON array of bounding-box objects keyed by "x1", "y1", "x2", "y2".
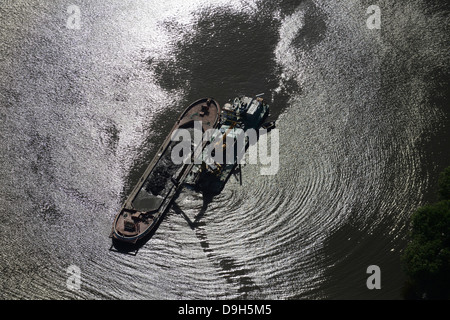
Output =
[{"x1": 185, "y1": 95, "x2": 270, "y2": 194}]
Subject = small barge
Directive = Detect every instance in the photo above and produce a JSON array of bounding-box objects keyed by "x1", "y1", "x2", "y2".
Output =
[{"x1": 110, "y1": 98, "x2": 221, "y2": 244}]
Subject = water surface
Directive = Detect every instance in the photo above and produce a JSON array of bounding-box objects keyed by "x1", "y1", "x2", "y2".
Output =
[{"x1": 0, "y1": 0, "x2": 448, "y2": 299}]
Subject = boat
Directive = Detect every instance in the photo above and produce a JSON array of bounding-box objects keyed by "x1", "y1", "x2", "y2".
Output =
[
  {"x1": 110, "y1": 98, "x2": 221, "y2": 244},
  {"x1": 184, "y1": 95, "x2": 270, "y2": 194}
]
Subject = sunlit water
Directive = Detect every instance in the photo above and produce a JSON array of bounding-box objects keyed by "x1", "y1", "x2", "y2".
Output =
[{"x1": 0, "y1": 0, "x2": 448, "y2": 299}]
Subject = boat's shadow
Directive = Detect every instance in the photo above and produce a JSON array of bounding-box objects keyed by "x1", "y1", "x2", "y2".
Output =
[{"x1": 172, "y1": 192, "x2": 215, "y2": 230}]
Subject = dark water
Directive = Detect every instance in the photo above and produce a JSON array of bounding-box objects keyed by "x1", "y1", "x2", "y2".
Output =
[{"x1": 0, "y1": 0, "x2": 448, "y2": 299}]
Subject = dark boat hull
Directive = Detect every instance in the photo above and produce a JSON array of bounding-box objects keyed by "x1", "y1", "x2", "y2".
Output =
[{"x1": 111, "y1": 98, "x2": 221, "y2": 244}]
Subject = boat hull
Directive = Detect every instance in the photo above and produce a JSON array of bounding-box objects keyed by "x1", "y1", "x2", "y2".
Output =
[{"x1": 111, "y1": 98, "x2": 221, "y2": 245}]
